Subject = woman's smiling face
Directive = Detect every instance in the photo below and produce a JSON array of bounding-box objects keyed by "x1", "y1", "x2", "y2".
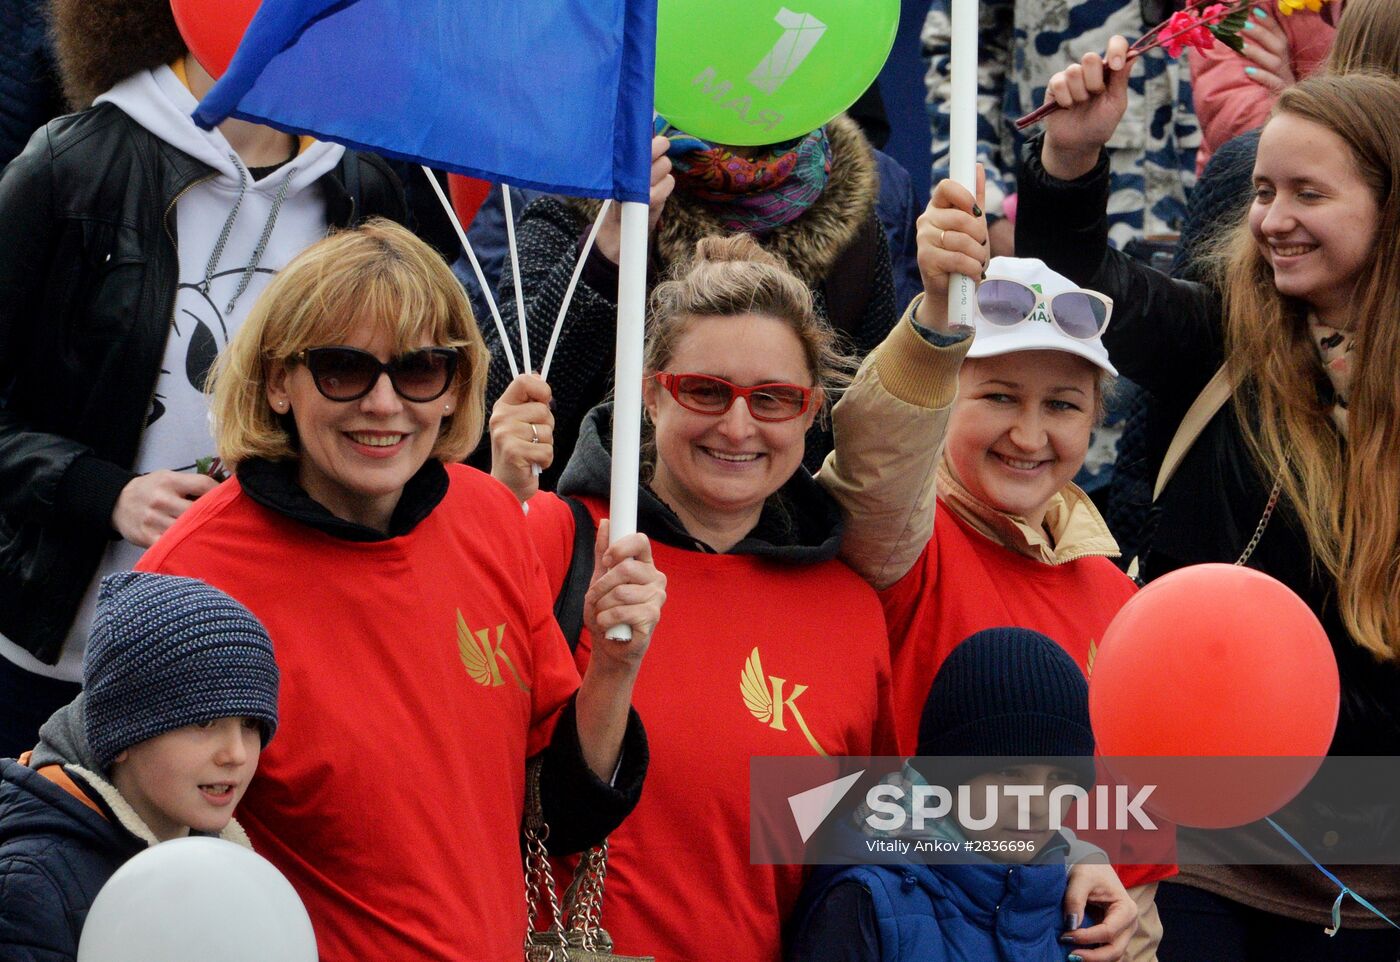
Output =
[
  {"x1": 644, "y1": 313, "x2": 819, "y2": 534},
  {"x1": 267, "y1": 324, "x2": 455, "y2": 532},
  {"x1": 1250, "y1": 112, "x2": 1380, "y2": 324},
  {"x1": 945, "y1": 351, "x2": 1098, "y2": 529}
]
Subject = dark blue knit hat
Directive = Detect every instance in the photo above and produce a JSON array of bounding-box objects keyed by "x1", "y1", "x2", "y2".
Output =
[
  {"x1": 915, "y1": 627, "x2": 1095, "y2": 787},
  {"x1": 84, "y1": 572, "x2": 280, "y2": 772}
]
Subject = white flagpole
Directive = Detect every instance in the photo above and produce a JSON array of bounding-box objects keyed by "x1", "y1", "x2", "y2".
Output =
[
  {"x1": 606, "y1": 200, "x2": 649, "y2": 642},
  {"x1": 420, "y1": 167, "x2": 519, "y2": 378},
  {"x1": 947, "y1": 0, "x2": 978, "y2": 332},
  {"x1": 501, "y1": 187, "x2": 532, "y2": 373}
]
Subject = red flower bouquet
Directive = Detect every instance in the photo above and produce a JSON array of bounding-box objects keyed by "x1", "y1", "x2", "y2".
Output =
[{"x1": 1014, "y1": 0, "x2": 1254, "y2": 130}]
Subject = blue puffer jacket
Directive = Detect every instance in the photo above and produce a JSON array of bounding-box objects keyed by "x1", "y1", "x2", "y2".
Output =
[
  {"x1": 0, "y1": 758, "x2": 145, "y2": 961},
  {"x1": 796, "y1": 858, "x2": 1069, "y2": 962}
]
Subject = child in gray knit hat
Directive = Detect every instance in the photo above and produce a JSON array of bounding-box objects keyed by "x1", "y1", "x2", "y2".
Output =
[{"x1": 0, "y1": 571, "x2": 280, "y2": 961}]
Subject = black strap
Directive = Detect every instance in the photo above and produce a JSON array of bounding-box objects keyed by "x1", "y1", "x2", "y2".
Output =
[
  {"x1": 341, "y1": 153, "x2": 363, "y2": 224},
  {"x1": 553, "y1": 497, "x2": 596, "y2": 651}
]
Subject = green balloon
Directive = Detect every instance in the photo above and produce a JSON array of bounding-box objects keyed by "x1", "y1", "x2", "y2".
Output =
[{"x1": 655, "y1": 0, "x2": 900, "y2": 146}]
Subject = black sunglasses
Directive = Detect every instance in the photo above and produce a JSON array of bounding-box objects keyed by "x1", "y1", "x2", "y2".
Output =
[{"x1": 292, "y1": 346, "x2": 459, "y2": 403}]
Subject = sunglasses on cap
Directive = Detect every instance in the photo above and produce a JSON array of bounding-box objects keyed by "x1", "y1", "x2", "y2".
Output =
[
  {"x1": 653, "y1": 372, "x2": 813, "y2": 422},
  {"x1": 292, "y1": 346, "x2": 460, "y2": 403},
  {"x1": 976, "y1": 278, "x2": 1113, "y2": 340}
]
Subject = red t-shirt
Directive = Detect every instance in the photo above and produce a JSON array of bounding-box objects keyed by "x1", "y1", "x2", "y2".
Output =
[
  {"x1": 139, "y1": 466, "x2": 580, "y2": 962},
  {"x1": 880, "y1": 502, "x2": 1175, "y2": 887},
  {"x1": 526, "y1": 493, "x2": 898, "y2": 962}
]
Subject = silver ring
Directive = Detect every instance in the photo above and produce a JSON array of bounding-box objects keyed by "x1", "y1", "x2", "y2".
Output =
[{"x1": 529, "y1": 423, "x2": 540, "y2": 444}]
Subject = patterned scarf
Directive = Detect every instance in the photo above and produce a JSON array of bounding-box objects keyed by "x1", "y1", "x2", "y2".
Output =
[
  {"x1": 660, "y1": 118, "x2": 832, "y2": 234},
  {"x1": 1309, "y1": 315, "x2": 1355, "y2": 437}
]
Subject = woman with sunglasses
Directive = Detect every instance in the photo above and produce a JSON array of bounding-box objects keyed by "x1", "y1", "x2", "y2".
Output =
[
  {"x1": 813, "y1": 245, "x2": 1173, "y2": 962},
  {"x1": 1016, "y1": 53, "x2": 1400, "y2": 960},
  {"x1": 132, "y1": 219, "x2": 664, "y2": 962},
  {"x1": 490, "y1": 232, "x2": 914, "y2": 962}
]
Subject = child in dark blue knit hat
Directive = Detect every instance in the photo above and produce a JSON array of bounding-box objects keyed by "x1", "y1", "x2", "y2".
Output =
[
  {"x1": 0, "y1": 571, "x2": 280, "y2": 961},
  {"x1": 791, "y1": 627, "x2": 1099, "y2": 962}
]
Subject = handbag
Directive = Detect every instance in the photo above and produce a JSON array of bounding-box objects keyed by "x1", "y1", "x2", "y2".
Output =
[{"x1": 523, "y1": 760, "x2": 653, "y2": 962}]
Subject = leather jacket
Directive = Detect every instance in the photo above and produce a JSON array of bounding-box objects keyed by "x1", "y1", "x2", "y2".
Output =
[{"x1": 0, "y1": 102, "x2": 406, "y2": 662}]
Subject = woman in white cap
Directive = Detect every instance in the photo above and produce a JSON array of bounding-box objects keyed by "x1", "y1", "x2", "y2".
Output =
[{"x1": 818, "y1": 252, "x2": 1171, "y2": 962}]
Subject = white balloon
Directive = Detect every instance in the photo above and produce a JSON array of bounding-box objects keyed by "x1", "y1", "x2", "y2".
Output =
[{"x1": 77, "y1": 836, "x2": 317, "y2": 962}]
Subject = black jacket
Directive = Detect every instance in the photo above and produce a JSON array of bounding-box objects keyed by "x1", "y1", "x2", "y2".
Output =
[{"x1": 0, "y1": 103, "x2": 407, "y2": 663}]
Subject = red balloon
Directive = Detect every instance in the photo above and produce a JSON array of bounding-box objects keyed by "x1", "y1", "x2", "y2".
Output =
[
  {"x1": 170, "y1": 0, "x2": 261, "y2": 80},
  {"x1": 1089, "y1": 564, "x2": 1339, "y2": 828}
]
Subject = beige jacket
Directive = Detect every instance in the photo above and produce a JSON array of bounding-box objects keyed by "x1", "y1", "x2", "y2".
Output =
[
  {"x1": 817, "y1": 295, "x2": 969, "y2": 590},
  {"x1": 818, "y1": 297, "x2": 1120, "y2": 588}
]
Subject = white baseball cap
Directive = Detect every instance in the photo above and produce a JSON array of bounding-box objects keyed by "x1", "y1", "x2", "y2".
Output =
[{"x1": 966, "y1": 257, "x2": 1118, "y2": 377}]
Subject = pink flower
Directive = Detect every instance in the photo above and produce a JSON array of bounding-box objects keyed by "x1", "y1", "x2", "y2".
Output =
[
  {"x1": 1201, "y1": 3, "x2": 1232, "y2": 24},
  {"x1": 1161, "y1": 9, "x2": 1218, "y2": 57}
]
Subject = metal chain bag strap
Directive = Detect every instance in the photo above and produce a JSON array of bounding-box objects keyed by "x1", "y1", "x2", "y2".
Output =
[
  {"x1": 523, "y1": 760, "x2": 654, "y2": 962},
  {"x1": 1235, "y1": 475, "x2": 1283, "y2": 566}
]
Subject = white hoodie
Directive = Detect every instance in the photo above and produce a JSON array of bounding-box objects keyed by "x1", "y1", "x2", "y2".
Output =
[{"x1": 0, "y1": 66, "x2": 348, "y2": 680}]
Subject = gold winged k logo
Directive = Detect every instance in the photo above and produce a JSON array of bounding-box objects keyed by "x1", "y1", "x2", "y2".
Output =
[
  {"x1": 456, "y1": 610, "x2": 530, "y2": 692},
  {"x1": 741, "y1": 647, "x2": 828, "y2": 756}
]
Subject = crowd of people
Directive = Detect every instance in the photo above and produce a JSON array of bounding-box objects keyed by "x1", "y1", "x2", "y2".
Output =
[{"x1": 0, "y1": 0, "x2": 1396, "y2": 961}]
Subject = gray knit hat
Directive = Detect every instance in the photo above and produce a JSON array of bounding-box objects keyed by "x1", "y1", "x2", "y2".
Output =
[{"x1": 84, "y1": 572, "x2": 280, "y2": 771}]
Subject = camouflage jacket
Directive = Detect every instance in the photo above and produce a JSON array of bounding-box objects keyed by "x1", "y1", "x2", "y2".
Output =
[{"x1": 923, "y1": 0, "x2": 1201, "y2": 249}]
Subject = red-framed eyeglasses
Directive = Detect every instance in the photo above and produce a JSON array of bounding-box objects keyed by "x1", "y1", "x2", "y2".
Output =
[{"x1": 652, "y1": 372, "x2": 813, "y2": 423}]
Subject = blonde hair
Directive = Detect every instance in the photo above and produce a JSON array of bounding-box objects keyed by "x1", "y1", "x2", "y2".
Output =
[
  {"x1": 644, "y1": 234, "x2": 852, "y2": 396},
  {"x1": 1216, "y1": 73, "x2": 1400, "y2": 660},
  {"x1": 210, "y1": 218, "x2": 489, "y2": 465}
]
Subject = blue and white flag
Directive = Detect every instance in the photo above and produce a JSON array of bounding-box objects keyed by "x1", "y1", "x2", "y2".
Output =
[{"x1": 193, "y1": 0, "x2": 657, "y2": 202}]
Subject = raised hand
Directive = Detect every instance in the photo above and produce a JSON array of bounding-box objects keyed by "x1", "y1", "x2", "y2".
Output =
[
  {"x1": 1042, "y1": 35, "x2": 1133, "y2": 181},
  {"x1": 914, "y1": 167, "x2": 990, "y2": 332},
  {"x1": 488, "y1": 373, "x2": 554, "y2": 502},
  {"x1": 596, "y1": 135, "x2": 675, "y2": 265},
  {"x1": 1239, "y1": 8, "x2": 1295, "y2": 94}
]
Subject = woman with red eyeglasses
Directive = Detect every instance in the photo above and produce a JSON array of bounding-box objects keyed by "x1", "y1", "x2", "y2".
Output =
[
  {"x1": 489, "y1": 232, "x2": 920, "y2": 962},
  {"x1": 132, "y1": 219, "x2": 665, "y2": 962}
]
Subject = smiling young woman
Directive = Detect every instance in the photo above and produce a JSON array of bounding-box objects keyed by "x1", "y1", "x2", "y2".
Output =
[{"x1": 1019, "y1": 60, "x2": 1400, "y2": 960}]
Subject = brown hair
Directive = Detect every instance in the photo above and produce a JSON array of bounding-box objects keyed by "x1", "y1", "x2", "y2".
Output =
[
  {"x1": 644, "y1": 234, "x2": 852, "y2": 395},
  {"x1": 210, "y1": 219, "x2": 489, "y2": 465},
  {"x1": 1216, "y1": 72, "x2": 1400, "y2": 660},
  {"x1": 1327, "y1": 0, "x2": 1400, "y2": 76},
  {"x1": 49, "y1": 0, "x2": 187, "y2": 110}
]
